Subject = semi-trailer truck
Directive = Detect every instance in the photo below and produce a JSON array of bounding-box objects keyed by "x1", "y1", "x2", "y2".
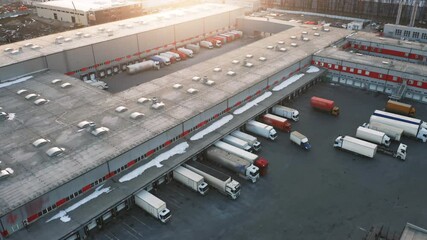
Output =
[
  {"x1": 230, "y1": 130, "x2": 261, "y2": 151},
  {"x1": 205, "y1": 38, "x2": 222, "y2": 47},
  {"x1": 310, "y1": 96, "x2": 340, "y2": 116},
  {"x1": 222, "y1": 135, "x2": 253, "y2": 152},
  {"x1": 290, "y1": 131, "x2": 311, "y2": 150},
  {"x1": 170, "y1": 49, "x2": 188, "y2": 60},
  {"x1": 126, "y1": 60, "x2": 160, "y2": 74},
  {"x1": 362, "y1": 122, "x2": 403, "y2": 141},
  {"x1": 334, "y1": 135, "x2": 377, "y2": 158},
  {"x1": 177, "y1": 48, "x2": 194, "y2": 57},
  {"x1": 334, "y1": 135, "x2": 407, "y2": 160},
  {"x1": 185, "y1": 43, "x2": 200, "y2": 53},
  {"x1": 173, "y1": 166, "x2": 209, "y2": 195},
  {"x1": 164, "y1": 51, "x2": 181, "y2": 61},
  {"x1": 160, "y1": 52, "x2": 178, "y2": 63},
  {"x1": 184, "y1": 161, "x2": 241, "y2": 199},
  {"x1": 371, "y1": 110, "x2": 427, "y2": 142},
  {"x1": 385, "y1": 100, "x2": 415, "y2": 117},
  {"x1": 245, "y1": 120, "x2": 278, "y2": 140},
  {"x1": 206, "y1": 146, "x2": 259, "y2": 183},
  {"x1": 200, "y1": 40, "x2": 213, "y2": 49},
  {"x1": 150, "y1": 55, "x2": 170, "y2": 66},
  {"x1": 214, "y1": 141, "x2": 269, "y2": 176},
  {"x1": 134, "y1": 190, "x2": 171, "y2": 223},
  {"x1": 261, "y1": 114, "x2": 291, "y2": 132},
  {"x1": 356, "y1": 126, "x2": 391, "y2": 147},
  {"x1": 272, "y1": 105, "x2": 300, "y2": 121}
]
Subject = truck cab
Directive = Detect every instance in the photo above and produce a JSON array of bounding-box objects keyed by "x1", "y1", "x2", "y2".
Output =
[
  {"x1": 246, "y1": 165, "x2": 260, "y2": 183},
  {"x1": 333, "y1": 136, "x2": 344, "y2": 148},
  {"x1": 396, "y1": 143, "x2": 407, "y2": 160},
  {"x1": 159, "y1": 209, "x2": 172, "y2": 223},
  {"x1": 226, "y1": 180, "x2": 241, "y2": 200},
  {"x1": 198, "y1": 182, "x2": 209, "y2": 195}
]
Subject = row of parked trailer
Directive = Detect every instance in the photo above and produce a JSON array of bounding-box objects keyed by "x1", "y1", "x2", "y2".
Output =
[{"x1": 125, "y1": 30, "x2": 243, "y2": 75}]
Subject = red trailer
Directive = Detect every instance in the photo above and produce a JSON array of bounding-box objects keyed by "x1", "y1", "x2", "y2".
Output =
[
  {"x1": 254, "y1": 157, "x2": 268, "y2": 176},
  {"x1": 215, "y1": 35, "x2": 228, "y2": 44},
  {"x1": 212, "y1": 36, "x2": 225, "y2": 45},
  {"x1": 219, "y1": 33, "x2": 233, "y2": 42},
  {"x1": 205, "y1": 37, "x2": 222, "y2": 47},
  {"x1": 310, "y1": 96, "x2": 340, "y2": 116},
  {"x1": 261, "y1": 114, "x2": 291, "y2": 132},
  {"x1": 170, "y1": 49, "x2": 187, "y2": 60}
]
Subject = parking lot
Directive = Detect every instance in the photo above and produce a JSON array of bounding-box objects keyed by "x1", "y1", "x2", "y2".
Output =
[{"x1": 88, "y1": 81, "x2": 427, "y2": 240}]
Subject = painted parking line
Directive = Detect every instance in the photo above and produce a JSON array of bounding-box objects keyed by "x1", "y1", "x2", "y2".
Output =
[
  {"x1": 131, "y1": 215, "x2": 153, "y2": 230},
  {"x1": 122, "y1": 221, "x2": 144, "y2": 239},
  {"x1": 120, "y1": 222, "x2": 140, "y2": 240},
  {"x1": 105, "y1": 229, "x2": 120, "y2": 240}
]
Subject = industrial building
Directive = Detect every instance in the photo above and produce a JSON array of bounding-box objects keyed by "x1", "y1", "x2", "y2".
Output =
[
  {"x1": 35, "y1": 0, "x2": 143, "y2": 26},
  {"x1": 384, "y1": 24, "x2": 427, "y2": 43},
  {"x1": 1, "y1": 3, "x2": 427, "y2": 240}
]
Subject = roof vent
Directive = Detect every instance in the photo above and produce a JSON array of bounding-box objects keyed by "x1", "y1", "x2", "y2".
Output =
[
  {"x1": 17, "y1": 89, "x2": 28, "y2": 95},
  {"x1": 61, "y1": 83, "x2": 72, "y2": 88},
  {"x1": 213, "y1": 67, "x2": 222, "y2": 72},
  {"x1": 34, "y1": 98, "x2": 48, "y2": 105},
  {"x1": 24, "y1": 43, "x2": 34, "y2": 47},
  {"x1": 0, "y1": 168, "x2": 14, "y2": 179},
  {"x1": 192, "y1": 76, "x2": 201, "y2": 81},
  {"x1": 323, "y1": 28, "x2": 330, "y2": 32},
  {"x1": 187, "y1": 88, "x2": 198, "y2": 94},
  {"x1": 83, "y1": 33, "x2": 91, "y2": 38},
  {"x1": 382, "y1": 61, "x2": 390, "y2": 65},
  {"x1": 137, "y1": 97, "x2": 149, "y2": 104},
  {"x1": 25, "y1": 93, "x2": 39, "y2": 100},
  {"x1": 0, "y1": 112, "x2": 8, "y2": 121},
  {"x1": 107, "y1": 29, "x2": 114, "y2": 36},
  {"x1": 173, "y1": 84, "x2": 183, "y2": 89},
  {"x1": 314, "y1": 33, "x2": 320, "y2": 36},
  {"x1": 76, "y1": 32, "x2": 83, "y2": 37},
  {"x1": 91, "y1": 127, "x2": 109, "y2": 136},
  {"x1": 31, "y1": 45, "x2": 41, "y2": 50},
  {"x1": 51, "y1": 79, "x2": 62, "y2": 84},
  {"x1": 115, "y1": 106, "x2": 128, "y2": 113},
  {"x1": 231, "y1": 60, "x2": 240, "y2": 64},
  {"x1": 78, "y1": 120, "x2": 95, "y2": 129},
  {"x1": 312, "y1": 27, "x2": 318, "y2": 30},
  {"x1": 46, "y1": 147, "x2": 65, "y2": 157},
  {"x1": 55, "y1": 36, "x2": 64, "y2": 44},
  {"x1": 356, "y1": 53, "x2": 363, "y2": 56},
  {"x1": 267, "y1": 45, "x2": 274, "y2": 49},
  {"x1": 303, "y1": 37, "x2": 309, "y2": 41},
  {"x1": 130, "y1": 112, "x2": 144, "y2": 120},
  {"x1": 126, "y1": 24, "x2": 133, "y2": 29},
  {"x1": 243, "y1": 60, "x2": 253, "y2": 68},
  {"x1": 98, "y1": 27, "x2": 105, "y2": 32},
  {"x1": 291, "y1": 43, "x2": 298, "y2": 47},
  {"x1": 227, "y1": 70, "x2": 236, "y2": 76},
  {"x1": 4, "y1": 48, "x2": 13, "y2": 52},
  {"x1": 201, "y1": 76, "x2": 215, "y2": 85},
  {"x1": 151, "y1": 97, "x2": 165, "y2": 110},
  {"x1": 32, "y1": 138, "x2": 50, "y2": 147},
  {"x1": 10, "y1": 49, "x2": 21, "y2": 55},
  {"x1": 302, "y1": 31, "x2": 308, "y2": 35},
  {"x1": 259, "y1": 57, "x2": 267, "y2": 61},
  {"x1": 245, "y1": 54, "x2": 253, "y2": 58},
  {"x1": 290, "y1": 36, "x2": 297, "y2": 39},
  {"x1": 277, "y1": 41, "x2": 285, "y2": 45},
  {"x1": 64, "y1": 38, "x2": 72, "y2": 42}
]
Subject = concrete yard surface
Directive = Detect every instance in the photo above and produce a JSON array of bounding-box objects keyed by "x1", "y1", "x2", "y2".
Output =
[{"x1": 90, "y1": 82, "x2": 427, "y2": 240}]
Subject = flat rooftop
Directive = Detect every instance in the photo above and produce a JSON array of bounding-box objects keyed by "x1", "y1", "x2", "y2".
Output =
[
  {"x1": 316, "y1": 46, "x2": 427, "y2": 76},
  {"x1": 0, "y1": 24, "x2": 351, "y2": 215},
  {"x1": 36, "y1": 0, "x2": 140, "y2": 12},
  {"x1": 0, "y1": 3, "x2": 242, "y2": 69},
  {"x1": 348, "y1": 31, "x2": 427, "y2": 53}
]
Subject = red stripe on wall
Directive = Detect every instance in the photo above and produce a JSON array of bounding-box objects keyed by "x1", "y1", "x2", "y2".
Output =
[
  {"x1": 65, "y1": 72, "x2": 75, "y2": 76},
  {"x1": 197, "y1": 120, "x2": 208, "y2": 128},
  {"x1": 81, "y1": 67, "x2": 88, "y2": 72},
  {"x1": 180, "y1": 130, "x2": 190, "y2": 138},
  {"x1": 56, "y1": 198, "x2": 67, "y2": 207},
  {"x1": 82, "y1": 184, "x2": 92, "y2": 193},
  {"x1": 245, "y1": 96, "x2": 252, "y2": 101},
  {"x1": 214, "y1": 114, "x2": 219, "y2": 118},
  {"x1": 105, "y1": 172, "x2": 115, "y2": 179},
  {"x1": 146, "y1": 149, "x2": 155, "y2": 157},
  {"x1": 115, "y1": 57, "x2": 123, "y2": 61},
  {"x1": 234, "y1": 101, "x2": 241, "y2": 107},
  {"x1": 27, "y1": 213, "x2": 39, "y2": 223},
  {"x1": 1, "y1": 230, "x2": 9, "y2": 237},
  {"x1": 127, "y1": 160, "x2": 136, "y2": 168},
  {"x1": 164, "y1": 140, "x2": 171, "y2": 147}
]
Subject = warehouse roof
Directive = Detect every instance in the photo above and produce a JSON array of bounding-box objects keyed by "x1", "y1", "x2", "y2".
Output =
[
  {"x1": 348, "y1": 31, "x2": 427, "y2": 53},
  {"x1": 0, "y1": 22, "x2": 350, "y2": 215},
  {"x1": 316, "y1": 46, "x2": 427, "y2": 76},
  {"x1": 36, "y1": 0, "x2": 140, "y2": 12},
  {"x1": 0, "y1": 3, "x2": 242, "y2": 69}
]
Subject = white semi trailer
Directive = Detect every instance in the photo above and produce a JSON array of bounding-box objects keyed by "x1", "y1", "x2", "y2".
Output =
[
  {"x1": 184, "y1": 161, "x2": 241, "y2": 200},
  {"x1": 126, "y1": 60, "x2": 160, "y2": 74},
  {"x1": 245, "y1": 120, "x2": 277, "y2": 140},
  {"x1": 173, "y1": 166, "x2": 209, "y2": 195},
  {"x1": 371, "y1": 110, "x2": 427, "y2": 142},
  {"x1": 230, "y1": 130, "x2": 261, "y2": 151},
  {"x1": 333, "y1": 135, "x2": 378, "y2": 158},
  {"x1": 207, "y1": 146, "x2": 259, "y2": 183},
  {"x1": 362, "y1": 122, "x2": 403, "y2": 141},
  {"x1": 222, "y1": 135, "x2": 253, "y2": 152},
  {"x1": 356, "y1": 126, "x2": 391, "y2": 146},
  {"x1": 134, "y1": 190, "x2": 171, "y2": 223},
  {"x1": 272, "y1": 105, "x2": 300, "y2": 121}
]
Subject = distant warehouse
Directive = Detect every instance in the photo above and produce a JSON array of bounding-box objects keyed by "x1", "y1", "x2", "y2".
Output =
[{"x1": 35, "y1": 0, "x2": 143, "y2": 26}]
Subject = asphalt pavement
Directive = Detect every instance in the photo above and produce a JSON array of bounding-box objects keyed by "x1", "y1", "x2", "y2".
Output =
[{"x1": 90, "y1": 82, "x2": 427, "y2": 240}]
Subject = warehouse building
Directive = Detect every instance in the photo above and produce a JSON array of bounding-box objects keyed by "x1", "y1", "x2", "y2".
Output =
[
  {"x1": 1, "y1": 4, "x2": 427, "y2": 240},
  {"x1": 384, "y1": 24, "x2": 427, "y2": 43}
]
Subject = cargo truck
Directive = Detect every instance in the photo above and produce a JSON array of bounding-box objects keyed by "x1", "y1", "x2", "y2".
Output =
[
  {"x1": 126, "y1": 60, "x2": 160, "y2": 74},
  {"x1": 185, "y1": 43, "x2": 200, "y2": 54},
  {"x1": 200, "y1": 40, "x2": 213, "y2": 49},
  {"x1": 206, "y1": 146, "x2": 259, "y2": 183},
  {"x1": 214, "y1": 141, "x2": 268, "y2": 176},
  {"x1": 356, "y1": 126, "x2": 391, "y2": 147},
  {"x1": 134, "y1": 190, "x2": 171, "y2": 223},
  {"x1": 150, "y1": 55, "x2": 170, "y2": 66},
  {"x1": 362, "y1": 122, "x2": 403, "y2": 141},
  {"x1": 173, "y1": 166, "x2": 209, "y2": 195},
  {"x1": 261, "y1": 114, "x2": 291, "y2": 132},
  {"x1": 164, "y1": 51, "x2": 181, "y2": 61},
  {"x1": 272, "y1": 105, "x2": 300, "y2": 121},
  {"x1": 290, "y1": 131, "x2": 311, "y2": 150},
  {"x1": 205, "y1": 38, "x2": 222, "y2": 47},
  {"x1": 245, "y1": 120, "x2": 278, "y2": 140},
  {"x1": 333, "y1": 135, "x2": 378, "y2": 158},
  {"x1": 170, "y1": 49, "x2": 188, "y2": 60},
  {"x1": 84, "y1": 79, "x2": 109, "y2": 90},
  {"x1": 184, "y1": 161, "x2": 241, "y2": 199},
  {"x1": 371, "y1": 110, "x2": 427, "y2": 142},
  {"x1": 230, "y1": 130, "x2": 261, "y2": 151},
  {"x1": 385, "y1": 100, "x2": 415, "y2": 117},
  {"x1": 310, "y1": 96, "x2": 340, "y2": 116},
  {"x1": 334, "y1": 135, "x2": 407, "y2": 160},
  {"x1": 219, "y1": 33, "x2": 233, "y2": 42},
  {"x1": 222, "y1": 135, "x2": 253, "y2": 152},
  {"x1": 215, "y1": 35, "x2": 228, "y2": 44},
  {"x1": 177, "y1": 48, "x2": 194, "y2": 57},
  {"x1": 160, "y1": 52, "x2": 177, "y2": 63}
]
